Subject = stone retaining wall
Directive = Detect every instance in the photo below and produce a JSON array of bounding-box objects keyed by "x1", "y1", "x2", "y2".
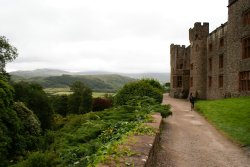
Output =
[{"x1": 98, "y1": 113, "x2": 163, "y2": 167}]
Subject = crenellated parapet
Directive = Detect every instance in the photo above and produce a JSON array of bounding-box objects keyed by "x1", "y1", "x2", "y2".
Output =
[{"x1": 189, "y1": 22, "x2": 209, "y2": 42}]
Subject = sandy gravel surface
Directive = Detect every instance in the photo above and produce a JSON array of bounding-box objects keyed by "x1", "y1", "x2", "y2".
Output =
[{"x1": 155, "y1": 94, "x2": 250, "y2": 167}]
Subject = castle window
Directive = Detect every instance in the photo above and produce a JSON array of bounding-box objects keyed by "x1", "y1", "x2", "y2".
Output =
[
  {"x1": 190, "y1": 77, "x2": 193, "y2": 87},
  {"x1": 219, "y1": 75, "x2": 223, "y2": 88},
  {"x1": 208, "y1": 76, "x2": 212, "y2": 87},
  {"x1": 219, "y1": 38, "x2": 224, "y2": 47},
  {"x1": 173, "y1": 76, "x2": 177, "y2": 88},
  {"x1": 177, "y1": 76, "x2": 182, "y2": 88},
  {"x1": 242, "y1": 37, "x2": 250, "y2": 59},
  {"x1": 239, "y1": 71, "x2": 250, "y2": 91},
  {"x1": 219, "y1": 54, "x2": 224, "y2": 68},
  {"x1": 190, "y1": 63, "x2": 193, "y2": 70},
  {"x1": 195, "y1": 34, "x2": 199, "y2": 40},
  {"x1": 209, "y1": 58, "x2": 212, "y2": 71},
  {"x1": 177, "y1": 63, "x2": 183, "y2": 69},
  {"x1": 196, "y1": 44, "x2": 199, "y2": 51},
  {"x1": 209, "y1": 43, "x2": 213, "y2": 52},
  {"x1": 242, "y1": 10, "x2": 250, "y2": 26}
]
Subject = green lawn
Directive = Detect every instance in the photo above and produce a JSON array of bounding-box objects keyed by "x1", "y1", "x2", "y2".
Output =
[{"x1": 196, "y1": 97, "x2": 250, "y2": 146}]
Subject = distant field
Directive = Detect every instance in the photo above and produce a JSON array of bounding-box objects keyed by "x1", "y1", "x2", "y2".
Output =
[
  {"x1": 44, "y1": 87, "x2": 72, "y2": 95},
  {"x1": 44, "y1": 87, "x2": 114, "y2": 97},
  {"x1": 196, "y1": 97, "x2": 250, "y2": 146}
]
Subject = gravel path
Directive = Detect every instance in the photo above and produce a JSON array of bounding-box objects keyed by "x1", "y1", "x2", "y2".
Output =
[{"x1": 155, "y1": 94, "x2": 250, "y2": 167}]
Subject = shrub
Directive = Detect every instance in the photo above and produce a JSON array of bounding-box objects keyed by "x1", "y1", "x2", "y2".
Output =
[
  {"x1": 114, "y1": 80, "x2": 163, "y2": 106},
  {"x1": 11, "y1": 152, "x2": 59, "y2": 167},
  {"x1": 92, "y1": 98, "x2": 112, "y2": 112},
  {"x1": 141, "y1": 78, "x2": 164, "y2": 93}
]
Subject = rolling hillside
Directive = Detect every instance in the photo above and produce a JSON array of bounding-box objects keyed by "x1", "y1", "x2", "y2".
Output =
[
  {"x1": 10, "y1": 69, "x2": 170, "y2": 92},
  {"x1": 10, "y1": 74, "x2": 135, "y2": 92}
]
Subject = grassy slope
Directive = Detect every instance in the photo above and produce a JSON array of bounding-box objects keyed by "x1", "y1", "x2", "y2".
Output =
[{"x1": 196, "y1": 97, "x2": 250, "y2": 146}]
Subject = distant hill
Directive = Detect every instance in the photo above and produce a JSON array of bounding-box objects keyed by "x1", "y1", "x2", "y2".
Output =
[
  {"x1": 10, "y1": 69, "x2": 170, "y2": 92},
  {"x1": 121, "y1": 73, "x2": 170, "y2": 83},
  {"x1": 10, "y1": 69, "x2": 72, "y2": 78},
  {"x1": 10, "y1": 69, "x2": 170, "y2": 83},
  {"x1": 10, "y1": 74, "x2": 135, "y2": 92}
]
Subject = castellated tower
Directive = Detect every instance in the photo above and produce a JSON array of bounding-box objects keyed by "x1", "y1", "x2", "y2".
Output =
[
  {"x1": 189, "y1": 22, "x2": 209, "y2": 99},
  {"x1": 170, "y1": 44, "x2": 190, "y2": 98},
  {"x1": 169, "y1": 0, "x2": 250, "y2": 99}
]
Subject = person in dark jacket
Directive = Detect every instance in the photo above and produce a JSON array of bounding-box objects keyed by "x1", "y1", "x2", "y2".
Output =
[{"x1": 189, "y1": 93, "x2": 195, "y2": 111}]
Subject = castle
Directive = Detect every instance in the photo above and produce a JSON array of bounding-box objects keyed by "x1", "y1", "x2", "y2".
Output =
[{"x1": 170, "y1": 0, "x2": 250, "y2": 99}]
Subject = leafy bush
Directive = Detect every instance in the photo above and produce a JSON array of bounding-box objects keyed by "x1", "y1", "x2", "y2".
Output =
[
  {"x1": 114, "y1": 80, "x2": 163, "y2": 106},
  {"x1": 92, "y1": 97, "x2": 112, "y2": 112},
  {"x1": 151, "y1": 104, "x2": 172, "y2": 118},
  {"x1": 12, "y1": 102, "x2": 41, "y2": 153},
  {"x1": 141, "y1": 78, "x2": 164, "y2": 93},
  {"x1": 11, "y1": 152, "x2": 59, "y2": 167}
]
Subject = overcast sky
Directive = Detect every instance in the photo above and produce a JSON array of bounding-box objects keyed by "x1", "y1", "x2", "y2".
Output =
[{"x1": 1, "y1": 0, "x2": 228, "y2": 73}]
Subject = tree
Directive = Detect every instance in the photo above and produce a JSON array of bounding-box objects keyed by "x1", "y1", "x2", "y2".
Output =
[
  {"x1": 68, "y1": 81, "x2": 93, "y2": 114},
  {"x1": 51, "y1": 95, "x2": 69, "y2": 117},
  {"x1": 0, "y1": 77, "x2": 18, "y2": 165},
  {"x1": 0, "y1": 36, "x2": 18, "y2": 76},
  {"x1": 13, "y1": 82, "x2": 54, "y2": 130}
]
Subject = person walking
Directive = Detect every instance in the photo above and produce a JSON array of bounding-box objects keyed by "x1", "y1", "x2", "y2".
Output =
[{"x1": 189, "y1": 93, "x2": 195, "y2": 111}]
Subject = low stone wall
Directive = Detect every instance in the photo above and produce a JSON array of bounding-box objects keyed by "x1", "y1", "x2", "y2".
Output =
[
  {"x1": 98, "y1": 113, "x2": 163, "y2": 167},
  {"x1": 145, "y1": 114, "x2": 163, "y2": 167}
]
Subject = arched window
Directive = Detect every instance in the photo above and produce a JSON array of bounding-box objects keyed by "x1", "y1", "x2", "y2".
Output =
[{"x1": 196, "y1": 44, "x2": 199, "y2": 51}]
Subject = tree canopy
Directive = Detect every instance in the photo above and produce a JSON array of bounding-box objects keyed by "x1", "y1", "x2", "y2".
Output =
[
  {"x1": 0, "y1": 36, "x2": 18, "y2": 75},
  {"x1": 68, "y1": 81, "x2": 93, "y2": 114}
]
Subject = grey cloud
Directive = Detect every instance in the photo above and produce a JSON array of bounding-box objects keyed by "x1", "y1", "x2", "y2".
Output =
[{"x1": 2, "y1": 0, "x2": 228, "y2": 73}]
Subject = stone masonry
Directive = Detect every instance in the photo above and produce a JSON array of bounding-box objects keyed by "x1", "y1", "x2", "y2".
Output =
[{"x1": 170, "y1": 0, "x2": 250, "y2": 99}]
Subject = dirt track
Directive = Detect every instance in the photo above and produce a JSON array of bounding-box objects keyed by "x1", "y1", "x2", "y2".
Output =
[{"x1": 155, "y1": 94, "x2": 250, "y2": 167}]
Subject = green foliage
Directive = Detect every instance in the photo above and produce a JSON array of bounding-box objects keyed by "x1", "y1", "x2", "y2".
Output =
[
  {"x1": 141, "y1": 78, "x2": 164, "y2": 93},
  {"x1": 11, "y1": 152, "x2": 59, "y2": 167},
  {"x1": 114, "y1": 80, "x2": 163, "y2": 106},
  {"x1": 0, "y1": 78, "x2": 19, "y2": 165},
  {"x1": 51, "y1": 95, "x2": 69, "y2": 116},
  {"x1": 163, "y1": 82, "x2": 170, "y2": 93},
  {"x1": 0, "y1": 36, "x2": 18, "y2": 75},
  {"x1": 196, "y1": 97, "x2": 250, "y2": 146},
  {"x1": 152, "y1": 104, "x2": 172, "y2": 118},
  {"x1": 13, "y1": 96, "x2": 163, "y2": 166},
  {"x1": 12, "y1": 102, "x2": 41, "y2": 154},
  {"x1": 0, "y1": 77, "x2": 14, "y2": 108},
  {"x1": 12, "y1": 81, "x2": 54, "y2": 130},
  {"x1": 133, "y1": 124, "x2": 156, "y2": 136},
  {"x1": 68, "y1": 81, "x2": 93, "y2": 114}
]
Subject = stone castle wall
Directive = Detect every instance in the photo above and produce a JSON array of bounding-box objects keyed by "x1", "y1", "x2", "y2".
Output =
[
  {"x1": 170, "y1": 0, "x2": 250, "y2": 99},
  {"x1": 189, "y1": 23, "x2": 209, "y2": 99},
  {"x1": 206, "y1": 23, "x2": 228, "y2": 99},
  {"x1": 170, "y1": 44, "x2": 190, "y2": 98}
]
